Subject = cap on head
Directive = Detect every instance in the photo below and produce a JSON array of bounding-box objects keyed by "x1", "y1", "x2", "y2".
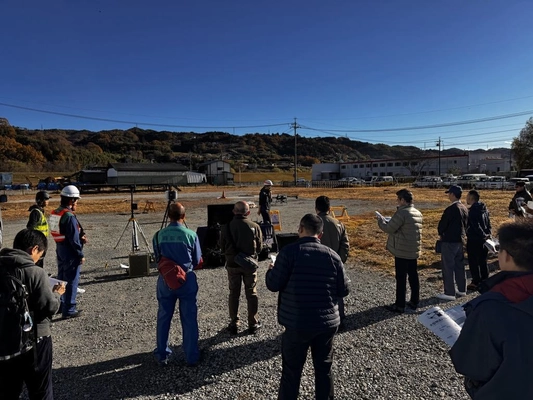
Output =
[
  {"x1": 445, "y1": 185, "x2": 462, "y2": 197},
  {"x1": 35, "y1": 190, "x2": 51, "y2": 203},
  {"x1": 264, "y1": 180, "x2": 273, "y2": 186},
  {"x1": 516, "y1": 181, "x2": 526, "y2": 188},
  {"x1": 60, "y1": 185, "x2": 81, "y2": 199}
]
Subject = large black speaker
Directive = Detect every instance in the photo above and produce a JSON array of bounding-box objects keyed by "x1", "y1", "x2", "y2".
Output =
[
  {"x1": 196, "y1": 226, "x2": 225, "y2": 268},
  {"x1": 207, "y1": 204, "x2": 234, "y2": 227},
  {"x1": 276, "y1": 233, "x2": 299, "y2": 251}
]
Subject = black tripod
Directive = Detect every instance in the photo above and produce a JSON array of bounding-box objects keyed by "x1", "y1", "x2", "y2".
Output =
[
  {"x1": 115, "y1": 187, "x2": 152, "y2": 254},
  {"x1": 160, "y1": 187, "x2": 179, "y2": 230}
]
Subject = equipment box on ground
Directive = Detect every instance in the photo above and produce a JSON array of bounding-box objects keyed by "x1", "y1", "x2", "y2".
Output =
[{"x1": 128, "y1": 253, "x2": 150, "y2": 277}]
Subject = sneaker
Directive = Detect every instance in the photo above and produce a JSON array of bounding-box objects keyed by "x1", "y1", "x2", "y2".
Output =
[
  {"x1": 227, "y1": 324, "x2": 238, "y2": 335},
  {"x1": 406, "y1": 301, "x2": 418, "y2": 310},
  {"x1": 467, "y1": 282, "x2": 478, "y2": 291},
  {"x1": 436, "y1": 293, "x2": 456, "y2": 301},
  {"x1": 384, "y1": 304, "x2": 405, "y2": 313},
  {"x1": 456, "y1": 291, "x2": 467, "y2": 297},
  {"x1": 62, "y1": 310, "x2": 82, "y2": 319},
  {"x1": 158, "y1": 359, "x2": 170, "y2": 367},
  {"x1": 248, "y1": 322, "x2": 262, "y2": 334}
]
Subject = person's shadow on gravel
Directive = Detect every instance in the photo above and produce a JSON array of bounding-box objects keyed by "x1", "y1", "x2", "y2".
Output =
[{"x1": 52, "y1": 334, "x2": 283, "y2": 399}]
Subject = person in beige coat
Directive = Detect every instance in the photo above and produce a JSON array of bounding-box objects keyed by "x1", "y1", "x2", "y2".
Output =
[{"x1": 377, "y1": 189, "x2": 423, "y2": 313}]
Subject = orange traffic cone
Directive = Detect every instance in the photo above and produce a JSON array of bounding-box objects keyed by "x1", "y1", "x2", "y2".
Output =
[{"x1": 218, "y1": 190, "x2": 226, "y2": 199}]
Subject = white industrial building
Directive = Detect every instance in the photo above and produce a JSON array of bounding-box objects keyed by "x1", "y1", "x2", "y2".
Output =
[{"x1": 312, "y1": 153, "x2": 511, "y2": 180}]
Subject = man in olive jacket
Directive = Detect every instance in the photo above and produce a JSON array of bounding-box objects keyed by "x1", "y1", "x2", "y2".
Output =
[
  {"x1": 316, "y1": 195, "x2": 350, "y2": 326},
  {"x1": 377, "y1": 189, "x2": 423, "y2": 313},
  {"x1": 220, "y1": 201, "x2": 263, "y2": 334}
]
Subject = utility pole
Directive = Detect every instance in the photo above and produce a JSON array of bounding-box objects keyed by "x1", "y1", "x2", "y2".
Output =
[
  {"x1": 436, "y1": 137, "x2": 442, "y2": 176},
  {"x1": 292, "y1": 118, "x2": 300, "y2": 185}
]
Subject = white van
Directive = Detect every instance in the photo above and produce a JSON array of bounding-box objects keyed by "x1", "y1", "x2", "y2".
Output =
[
  {"x1": 374, "y1": 176, "x2": 394, "y2": 186},
  {"x1": 456, "y1": 174, "x2": 488, "y2": 188}
]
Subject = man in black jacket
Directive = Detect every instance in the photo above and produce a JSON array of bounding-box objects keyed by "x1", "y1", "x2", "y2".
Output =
[
  {"x1": 266, "y1": 214, "x2": 350, "y2": 400},
  {"x1": 466, "y1": 190, "x2": 492, "y2": 291},
  {"x1": 0, "y1": 229, "x2": 65, "y2": 400},
  {"x1": 258, "y1": 180, "x2": 273, "y2": 224},
  {"x1": 508, "y1": 181, "x2": 532, "y2": 218},
  {"x1": 437, "y1": 185, "x2": 468, "y2": 301}
]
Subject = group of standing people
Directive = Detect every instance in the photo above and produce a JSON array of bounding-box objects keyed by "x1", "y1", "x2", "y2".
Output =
[
  {"x1": 3, "y1": 180, "x2": 533, "y2": 400},
  {"x1": 375, "y1": 185, "x2": 494, "y2": 313},
  {"x1": 152, "y1": 192, "x2": 351, "y2": 400},
  {"x1": 0, "y1": 185, "x2": 86, "y2": 399}
]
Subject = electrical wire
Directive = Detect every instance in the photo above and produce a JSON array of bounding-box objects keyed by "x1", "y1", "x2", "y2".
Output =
[{"x1": 0, "y1": 102, "x2": 289, "y2": 130}]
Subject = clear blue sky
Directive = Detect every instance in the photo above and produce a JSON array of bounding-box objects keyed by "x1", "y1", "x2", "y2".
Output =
[{"x1": 2, "y1": 0, "x2": 533, "y2": 150}]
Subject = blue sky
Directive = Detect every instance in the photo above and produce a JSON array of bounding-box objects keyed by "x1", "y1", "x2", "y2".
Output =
[{"x1": 2, "y1": 0, "x2": 532, "y2": 150}]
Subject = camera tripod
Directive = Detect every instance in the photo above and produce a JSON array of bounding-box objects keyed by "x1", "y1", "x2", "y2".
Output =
[{"x1": 114, "y1": 188, "x2": 152, "y2": 255}]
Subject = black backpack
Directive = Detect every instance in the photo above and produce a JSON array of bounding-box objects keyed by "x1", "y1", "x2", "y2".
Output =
[{"x1": 0, "y1": 266, "x2": 34, "y2": 360}]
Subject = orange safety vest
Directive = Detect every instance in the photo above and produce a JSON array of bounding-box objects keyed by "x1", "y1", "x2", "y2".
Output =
[{"x1": 49, "y1": 208, "x2": 76, "y2": 243}]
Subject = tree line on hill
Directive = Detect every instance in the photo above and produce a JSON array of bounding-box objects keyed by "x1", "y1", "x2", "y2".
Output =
[{"x1": 0, "y1": 116, "x2": 519, "y2": 173}]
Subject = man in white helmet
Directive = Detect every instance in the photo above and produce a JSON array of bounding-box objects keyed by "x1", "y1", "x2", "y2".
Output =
[
  {"x1": 258, "y1": 180, "x2": 273, "y2": 224},
  {"x1": 49, "y1": 185, "x2": 87, "y2": 319}
]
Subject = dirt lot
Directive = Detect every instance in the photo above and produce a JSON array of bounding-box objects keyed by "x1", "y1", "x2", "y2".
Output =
[{"x1": 1, "y1": 188, "x2": 498, "y2": 399}]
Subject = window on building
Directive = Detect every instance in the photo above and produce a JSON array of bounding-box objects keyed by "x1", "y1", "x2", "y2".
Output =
[
  {"x1": 387, "y1": 162, "x2": 393, "y2": 167},
  {"x1": 217, "y1": 167, "x2": 223, "y2": 171},
  {"x1": 373, "y1": 172, "x2": 378, "y2": 176},
  {"x1": 380, "y1": 172, "x2": 386, "y2": 176},
  {"x1": 411, "y1": 161, "x2": 418, "y2": 166},
  {"x1": 454, "y1": 160, "x2": 457, "y2": 164},
  {"x1": 395, "y1": 162, "x2": 401, "y2": 166},
  {"x1": 366, "y1": 164, "x2": 371, "y2": 168},
  {"x1": 403, "y1": 162, "x2": 408, "y2": 166},
  {"x1": 353, "y1": 165, "x2": 357, "y2": 168},
  {"x1": 429, "y1": 171, "x2": 435, "y2": 176},
  {"x1": 373, "y1": 163, "x2": 378, "y2": 168},
  {"x1": 341, "y1": 165, "x2": 346, "y2": 169},
  {"x1": 380, "y1": 163, "x2": 385, "y2": 167}
]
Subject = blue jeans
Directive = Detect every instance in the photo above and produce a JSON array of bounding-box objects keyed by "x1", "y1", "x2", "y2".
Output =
[
  {"x1": 57, "y1": 257, "x2": 81, "y2": 316},
  {"x1": 154, "y1": 273, "x2": 199, "y2": 365},
  {"x1": 441, "y1": 242, "x2": 466, "y2": 295}
]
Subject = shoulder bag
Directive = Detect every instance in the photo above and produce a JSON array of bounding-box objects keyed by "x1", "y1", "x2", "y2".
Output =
[{"x1": 226, "y1": 223, "x2": 259, "y2": 271}]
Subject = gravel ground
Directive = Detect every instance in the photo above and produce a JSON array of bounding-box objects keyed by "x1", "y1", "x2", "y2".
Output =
[{"x1": 2, "y1": 191, "x2": 476, "y2": 400}]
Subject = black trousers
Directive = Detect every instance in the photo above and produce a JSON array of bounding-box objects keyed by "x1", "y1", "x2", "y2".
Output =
[
  {"x1": 260, "y1": 208, "x2": 271, "y2": 224},
  {"x1": 467, "y1": 239, "x2": 489, "y2": 284},
  {"x1": 395, "y1": 257, "x2": 419, "y2": 308},
  {"x1": 0, "y1": 336, "x2": 54, "y2": 400},
  {"x1": 279, "y1": 327, "x2": 337, "y2": 400}
]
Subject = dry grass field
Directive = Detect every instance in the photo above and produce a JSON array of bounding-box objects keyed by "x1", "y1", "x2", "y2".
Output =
[{"x1": 1, "y1": 184, "x2": 513, "y2": 275}]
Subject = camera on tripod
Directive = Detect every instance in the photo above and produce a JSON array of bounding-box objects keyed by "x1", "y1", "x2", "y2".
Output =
[{"x1": 165, "y1": 190, "x2": 178, "y2": 202}]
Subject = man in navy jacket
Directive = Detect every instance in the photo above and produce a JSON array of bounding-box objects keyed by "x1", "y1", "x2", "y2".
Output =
[
  {"x1": 266, "y1": 213, "x2": 350, "y2": 400},
  {"x1": 450, "y1": 219, "x2": 533, "y2": 399}
]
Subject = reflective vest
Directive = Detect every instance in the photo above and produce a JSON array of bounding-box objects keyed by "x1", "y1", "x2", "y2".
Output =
[
  {"x1": 49, "y1": 208, "x2": 74, "y2": 243},
  {"x1": 33, "y1": 209, "x2": 50, "y2": 237}
]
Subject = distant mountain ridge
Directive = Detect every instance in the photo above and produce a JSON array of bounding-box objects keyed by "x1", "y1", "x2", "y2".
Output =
[{"x1": 0, "y1": 119, "x2": 509, "y2": 172}]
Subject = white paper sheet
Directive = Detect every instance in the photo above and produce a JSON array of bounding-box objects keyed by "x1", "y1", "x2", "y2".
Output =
[{"x1": 417, "y1": 306, "x2": 464, "y2": 347}]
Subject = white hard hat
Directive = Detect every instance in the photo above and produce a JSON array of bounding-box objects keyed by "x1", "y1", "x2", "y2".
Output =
[
  {"x1": 264, "y1": 180, "x2": 273, "y2": 186},
  {"x1": 60, "y1": 185, "x2": 81, "y2": 199}
]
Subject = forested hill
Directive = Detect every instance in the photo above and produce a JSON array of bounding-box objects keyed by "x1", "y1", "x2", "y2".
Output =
[{"x1": 0, "y1": 118, "x2": 498, "y2": 172}]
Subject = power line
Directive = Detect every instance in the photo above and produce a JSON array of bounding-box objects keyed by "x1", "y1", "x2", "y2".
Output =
[
  {"x1": 299, "y1": 95, "x2": 533, "y2": 121},
  {"x1": 0, "y1": 102, "x2": 289, "y2": 130},
  {"x1": 301, "y1": 110, "x2": 533, "y2": 133}
]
